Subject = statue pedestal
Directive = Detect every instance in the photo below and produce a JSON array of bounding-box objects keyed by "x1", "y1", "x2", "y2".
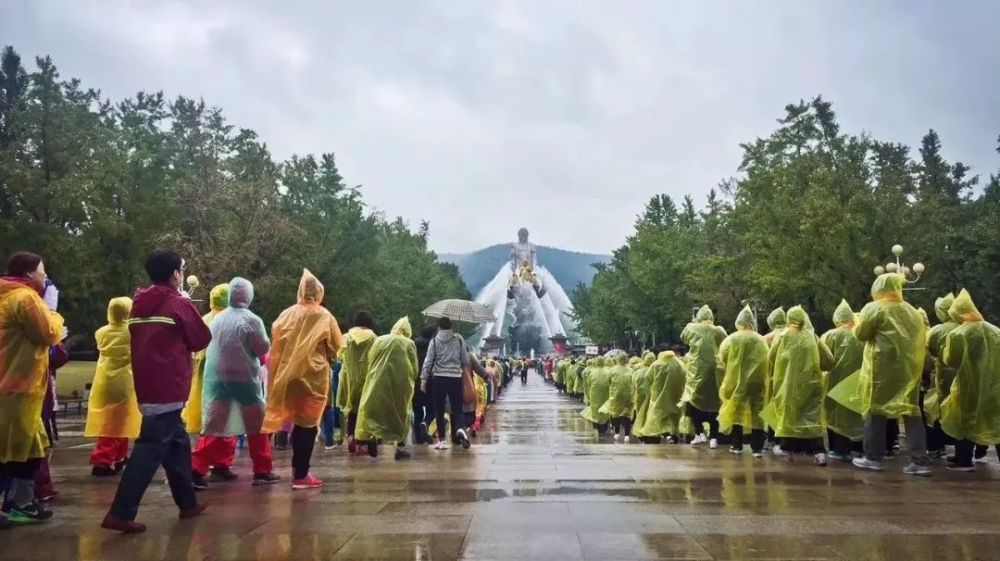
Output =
[
  {"x1": 482, "y1": 334, "x2": 505, "y2": 356},
  {"x1": 549, "y1": 334, "x2": 568, "y2": 356}
]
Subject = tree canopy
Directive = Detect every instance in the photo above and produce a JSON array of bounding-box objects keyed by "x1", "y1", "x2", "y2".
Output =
[
  {"x1": 0, "y1": 46, "x2": 469, "y2": 348},
  {"x1": 573, "y1": 96, "x2": 1000, "y2": 348}
]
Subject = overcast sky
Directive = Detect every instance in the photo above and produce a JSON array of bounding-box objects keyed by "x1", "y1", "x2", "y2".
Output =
[{"x1": 2, "y1": 1, "x2": 997, "y2": 254}]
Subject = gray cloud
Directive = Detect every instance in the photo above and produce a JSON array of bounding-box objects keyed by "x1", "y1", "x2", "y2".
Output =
[{"x1": 2, "y1": 1, "x2": 997, "y2": 254}]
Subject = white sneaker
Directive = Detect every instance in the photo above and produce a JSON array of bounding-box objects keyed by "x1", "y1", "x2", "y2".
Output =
[
  {"x1": 433, "y1": 441, "x2": 449, "y2": 450},
  {"x1": 814, "y1": 453, "x2": 827, "y2": 466},
  {"x1": 613, "y1": 433, "x2": 621, "y2": 441},
  {"x1": 623, "y1": 435, "x2": 631, "y2": 443},
  {"x1": 903, "y1": 462, "x2": 932, "y2": 477},
  {"x1": 752, "y1": 452, "x2": 763, "y2": 459},
  {"x1": 709, "y1": 438, "x2": 718, "y2": 450},
  {"x1": 772, "y1": 444, "x2": 783, "y2": 456},
  {"x1": 691, "y1": 434, "x2": 705, "y2": 446}
]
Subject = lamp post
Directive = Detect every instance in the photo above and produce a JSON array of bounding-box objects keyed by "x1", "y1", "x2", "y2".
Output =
[{"x1": 873, "y1": 244, "x2": 926, "y2": 290}]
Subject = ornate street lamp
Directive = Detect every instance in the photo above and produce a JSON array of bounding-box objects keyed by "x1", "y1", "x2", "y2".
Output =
[{"x1": 873, "y1": 244, "x2": 925, "y2": 289}]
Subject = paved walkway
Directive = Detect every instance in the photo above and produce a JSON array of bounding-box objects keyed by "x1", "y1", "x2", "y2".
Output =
[{"x1": 5, "y1": 371, "x2": 1000, "y2": 560}]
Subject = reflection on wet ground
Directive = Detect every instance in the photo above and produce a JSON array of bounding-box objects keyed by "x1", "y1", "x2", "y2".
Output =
[{"x1": 6, "y1": 373, "x2": 1000, "y2": 560}]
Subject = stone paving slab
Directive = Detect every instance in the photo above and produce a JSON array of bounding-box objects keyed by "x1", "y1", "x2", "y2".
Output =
[{"x1": 4, "y1": 371, "x2": 1000, "y2": 560}]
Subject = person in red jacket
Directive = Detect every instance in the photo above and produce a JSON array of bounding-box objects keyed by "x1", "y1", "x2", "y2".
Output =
[{"x1": 101, "y1": 250, "x2": 212, "y2": 534}]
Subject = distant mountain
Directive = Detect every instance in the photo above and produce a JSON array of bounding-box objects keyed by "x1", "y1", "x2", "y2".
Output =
[{"x1": 439, "y1": 244, "x2": 611, "y2": 298}]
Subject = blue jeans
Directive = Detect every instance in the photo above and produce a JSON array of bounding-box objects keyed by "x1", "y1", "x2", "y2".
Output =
[{"x1": 321, "y1": 369, "x2": 341, "y2": 445}]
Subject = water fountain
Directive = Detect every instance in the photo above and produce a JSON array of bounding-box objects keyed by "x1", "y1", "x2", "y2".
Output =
[{"x1": 473, "y1": 228, "x2": 579, "y2": 356}]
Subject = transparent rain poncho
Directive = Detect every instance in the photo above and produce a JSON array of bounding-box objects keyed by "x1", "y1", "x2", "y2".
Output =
[
  {"x1": 85, "y1": 297, "x2": 141, "y2": 438},
  {"x1": 581, "y1": 357, "x2": 612, "y2": 424},
  {"x1": 680, "y1": 305, "x2": 726, "y2": 412},
  {"x1": 631, "y1": 352, "x2": 657, "y2": 432},
  {"x1": 263, "y1": 269, "x2": 344, "y2": 431},
  {"x1": 764, "y1": 307, "x2": 787, "y2": 348},
  {"x1": 201, "y1": 278, "x2": 271, "y2": 436},
  {"x1": 940, "y1": 290, "x2": 1000, "y2": 444},
  {"x1": 762, "y1": 306, "x2": 833, "y2": 439},
  {"x1": 634, "y1": 351, "x2": 687, "y2": 437},
  {"x1": 850, "y1": 274, "x2": 927, "y2": 418},
  {"x1": 0, "y1": 278, "x2": 65, "y2": 463},
  {"x1": 335, "y1": 325, "x2": 377, "y2": 416},
  {"x1": 183, "y1": 283, "x2": 229, "y2": 433},
  {"x1": 355, "y1": 317, "x2": 418, "y2": 443},
  {"x1": 924, "y1": 293, "x2": 958, "y2": 425},
  {"x1": 717, "y1": 306, "x2": 769, "y2": 434},
  {"x1": 599, "y1": 354, "x2": 635, "y2": 418},
  {"x1": 819, "y1": 300, "x2": 865, "y2": 440}
]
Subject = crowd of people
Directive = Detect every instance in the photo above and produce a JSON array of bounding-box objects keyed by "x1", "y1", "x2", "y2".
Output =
[
  {"x1": 0, "y1": 249, "x2": 515, "y2": 533},
  {"x1": 4, "y1": 247, "x2": 1000, "y2": 535},
  {"x1": 543, "y1": 273, "x2": 1000, "y2": 476}
]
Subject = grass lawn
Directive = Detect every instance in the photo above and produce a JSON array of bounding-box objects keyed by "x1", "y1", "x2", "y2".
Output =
[{"x1": 58, "y1": 360, "x2": 96, "y2": 399}]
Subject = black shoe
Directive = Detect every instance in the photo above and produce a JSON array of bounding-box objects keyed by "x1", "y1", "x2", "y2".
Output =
[
  {"x1": 946, "y1": 460, "x2": 975, "y2": 472},
  {"x1": 209, "y1": 467, "x2": 238, "y2": 482},
  {"x1": 251, "y1": 472, "x2": 281, "y2": 486},
  {"x1": 192, "y1": 472, "x2": 209, "y2": 490},
  {"x1": 457, "y1": 429, "x2": 471, "y2": 450},
  {"x1": 395, "y1": 447, "x2": 411, "y2": 460},
  {"x1": 113, "y1": 459, "x2": 127, "y2": 473},
  {"x1": 367, "y1": 440, "x2": 378, "y2": 458},
  {"x1": 91, "y1": 465, "x2": 117, "y2": 477},
  {"x1": 9, "y1": 501, "x2": 53, "y2": 523}
]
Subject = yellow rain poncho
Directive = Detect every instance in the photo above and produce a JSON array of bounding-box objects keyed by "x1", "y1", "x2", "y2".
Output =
[
  {"x1": 581, "y1": 357, "x2": 611, "y2": 424},
  {"x1": 819, "y1": 300, "x2": 865, "y2": 440},
  {"x1": 763, "y1": 307, "x2": 833, "y2": 439},
  {"x1": 563, "y1": 359, "x2": 575, "y2": 393},
  {"x1": 717, "y1": 306, "x2": 769, "y2": 434},
  {"x1": 599, "y1": 354, "x2": 634, "y2": 418},
  {"x1": 680, "y1": 305, "x2": 726, "y2": 413},
  {"x1": 852, "y1": 274, "x2": 926, "y2": 418},
  {"x1": 554, "y1": 359, "x2": 566, "y2": 386},
  {"x1": 355, "y1": 318, "x2": 418, "y2": 443},
  {"x1": 940, "y1": 290, "x2": 1000, "y2": 444},
  {"x1": 201, "y1": 278, "x2": 271, "y2": 436},
  {"x1": 634, "y1": 351, "x2": 687, "y2": 437},
  {"x1": 925, "y1": 293, "x2": 958, "y2": 424},
  {"x1": 85, "y1": 297, "x2": 140, "y2": 438},
  {"x1": 183, "y1": 283, "x2": 229, "y2": 433},
  {"x1": 335, "y1": 325, "x2": 377, "y2": 416},
  {"x1": 263, "y1": 269, "x2": 344, "y2": 431},
  {"x1": 0, "y1": 278, "x2": 65, "y2": 463},
  {"x1": 631, "y1": 352, "x2": 657, "y2": 431},
  {"x1": 764, "y1": 307, "x2": 787, "y2": 348}
]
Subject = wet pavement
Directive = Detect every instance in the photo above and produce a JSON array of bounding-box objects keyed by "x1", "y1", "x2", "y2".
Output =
[{"x1": 6, "y1": 372, "x2": 1000, "y2": 560}]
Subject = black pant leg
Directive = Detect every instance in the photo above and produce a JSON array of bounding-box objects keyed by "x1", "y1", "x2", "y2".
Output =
[
  {"x1": 432, "y1": 378, "x2": 450, "y2": 440},
  {"x1": 732, "y1": 425, "x2": 744, "y2": 449},
  {"x1": 955, "y1": 439, "x2": 974, "y2": 466},
  {"x1": 160, "y1": 411, "x2": 197, "y2": 510},
  {"x1": 750, "y1": 429, "x2": 765, "y2": 453},
  {"x1": 346, "y1": 412, "x2": 358, "y2": 440},
  {"x1": 291, "y1": 425, "x2": 318, "y2": 479},
  {"x1": 447, "y1": 378, "x2": 467, "y2": 433},
  {"x1": 110, "y1": 412, "x2": 173, "y2": 520}
]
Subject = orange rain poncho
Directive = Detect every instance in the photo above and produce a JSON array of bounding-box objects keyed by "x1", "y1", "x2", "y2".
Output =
[
  {"x1": 183, "y1": 283, "x2": 229, "y2": 433},
  {"x1": 85, "y1": 297, "x2": 141, "y2": 439},
  {"x1": 263, "y1": 269, "x2": 344, "y2": 430},
  {"x1": 0, "y1": 277, "x2": 65, "y2": 463}
]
